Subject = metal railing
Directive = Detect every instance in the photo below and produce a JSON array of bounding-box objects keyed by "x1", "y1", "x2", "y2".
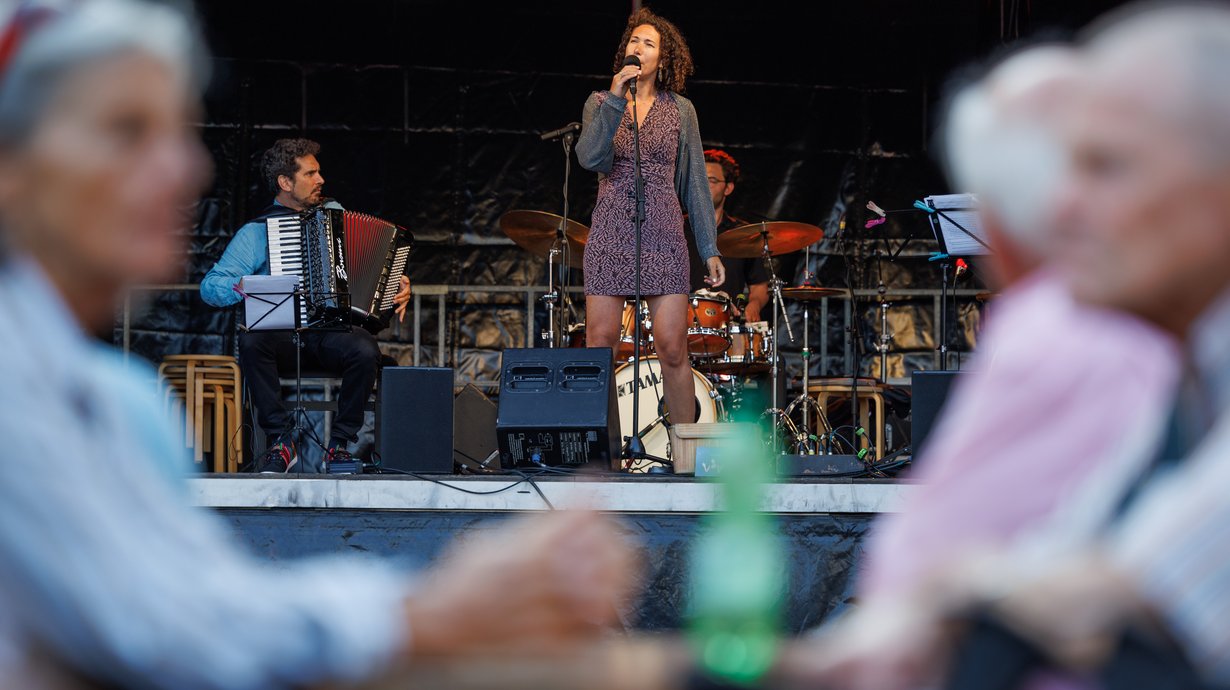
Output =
[{"x1": 121, "y1": 283, "x2": 988, "y2": 388}]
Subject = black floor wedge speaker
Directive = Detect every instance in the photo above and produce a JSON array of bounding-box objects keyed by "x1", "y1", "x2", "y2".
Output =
[
  {"x1": 379, "y1": 367, "x2": 454, "y2": 473},
  {"x1": 454, "y1": 383, "x2": 499, "y2": 471},
  {"x1": 910, "y1": 370, "x2": 964, "y2": 460},
  {"x1": 496, "y1": 348, "x2": 619, "y2": 468}
]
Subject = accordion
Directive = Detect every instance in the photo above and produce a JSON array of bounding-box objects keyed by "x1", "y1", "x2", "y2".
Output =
[{"x1": 265, "y1": 206, "x2": 414, "y2": 333}]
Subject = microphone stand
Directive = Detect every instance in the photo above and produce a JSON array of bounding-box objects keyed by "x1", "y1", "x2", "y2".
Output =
[
  {"x1": 625, "y1": 80, "x2": 649, "y2": 465},
  {"x1": 542, "y1": 129, "x2": 577, "y2": 347}
]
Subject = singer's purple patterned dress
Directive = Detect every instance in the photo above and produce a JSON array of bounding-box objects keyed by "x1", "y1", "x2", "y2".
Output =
[{"x1": 583, "y1": 91, "x2": 690, "y2": 296}]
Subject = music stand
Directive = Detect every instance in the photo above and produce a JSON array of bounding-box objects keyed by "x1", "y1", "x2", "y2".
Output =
[
  {"x1": 238, "y1": 275, "x2": 351, "y2": 472},
  {"x1": 923, "y1": 193, "x2": 991, "y2": 371}
]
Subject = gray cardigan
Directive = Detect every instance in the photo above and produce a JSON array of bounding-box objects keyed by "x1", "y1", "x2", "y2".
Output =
[{"x1": 576, "y1": 90, "x2": 719, "y2": 261}]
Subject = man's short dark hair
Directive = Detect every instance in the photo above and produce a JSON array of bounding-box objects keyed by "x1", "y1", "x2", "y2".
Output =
[
  {"x1": 704, "y1": 149, "x2": 740, "y2": 185},
  {"x1": 261, "y1": 138, "x2": 320, "y2": 192}
]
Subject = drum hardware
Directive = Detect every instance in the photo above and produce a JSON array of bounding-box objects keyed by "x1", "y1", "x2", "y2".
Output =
[
  {"x1": 539, "y1": 245, "x2": 562, "y2": 345},
  {"x1": 877, "y1": 298, "x2": 892, "y2": 383},
  {"x1": 709, "y1": 220, "x2": 828, "y2": 455},
  {"x1": 498, "y1": 209, "x2": 589, "y2": 348},
  {"x1": 759, "y1": 235, "x2": 804, "y2": 455},
  {"x1": 768, "y1": 246, "x2": 838, "y2": 456}
]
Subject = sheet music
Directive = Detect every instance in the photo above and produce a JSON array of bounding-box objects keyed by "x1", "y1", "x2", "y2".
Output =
[{"x1": 927, "y1": 193, "x2": 991, "y2": 256}]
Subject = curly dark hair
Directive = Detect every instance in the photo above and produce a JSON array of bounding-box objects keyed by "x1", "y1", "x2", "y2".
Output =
[
  {"x1": 261, "y1": 138, "x2": 320, "y2": 193},
  {"x1": 704, "y1": 149, "x2": 740, "y2": 185},
  {"x1": 611, "y1": 8, "x2": 694, "y2": 94}
]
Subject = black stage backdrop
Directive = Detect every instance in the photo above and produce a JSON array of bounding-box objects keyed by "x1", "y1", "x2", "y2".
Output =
[{"x1": 123, "y1": 0, "x2": 1125, "y2": 390}]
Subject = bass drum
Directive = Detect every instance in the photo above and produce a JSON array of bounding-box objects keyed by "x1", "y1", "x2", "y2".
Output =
[{"x1": 614, "y1": 356, "x2": 720, "y2": 466}]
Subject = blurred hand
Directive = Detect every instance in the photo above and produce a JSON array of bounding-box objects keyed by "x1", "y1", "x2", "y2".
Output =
[
  {"x1": 404, "y1": 511, "x2": 638, "y2": 659},
  {"x1": 393, "y1": 275, "x2": 412, "y2": 323},
  {"x1": 779, "y1": 595, "x2": 956, "y2": 690},
  {"x1": 990, "y1": 554, "x2": 1140, "y2": 670},
  {"x1": 704, "y1": 257, "x2": 726, "y2": 289}
]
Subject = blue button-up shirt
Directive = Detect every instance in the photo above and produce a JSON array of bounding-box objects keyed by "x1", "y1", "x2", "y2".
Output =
[
  {"x1": 0, "y1": 257, "x2": 409, "y2": 689},
  {"x1": 200, "y1": 200, "x2": 342, "y2": 308}
]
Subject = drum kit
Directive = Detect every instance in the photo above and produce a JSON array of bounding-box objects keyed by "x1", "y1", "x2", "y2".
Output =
[{"x1": 499, "y1": 209, "x2": 843, "y2": 465}]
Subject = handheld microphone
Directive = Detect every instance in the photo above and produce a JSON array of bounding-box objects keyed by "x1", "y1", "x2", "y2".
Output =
[{"x1": 623, "y1": 55, "x2": 641, "y2": 96}]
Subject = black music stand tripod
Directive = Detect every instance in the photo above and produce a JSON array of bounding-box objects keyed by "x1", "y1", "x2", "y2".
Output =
[
  {"x1": 922, "y1": 194, "x2": 992, "y2": 371},
  {"x1": 241, "y1": 283, "x2": 351, "y2": 473}
]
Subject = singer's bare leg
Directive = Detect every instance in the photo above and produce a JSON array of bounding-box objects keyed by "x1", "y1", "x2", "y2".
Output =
[
  {"x1": 584, "y1": 295, "x2": 627, "y2": 355},
  {"x1": 645, "y1": 294, "x2": 696, "y2": 425}
]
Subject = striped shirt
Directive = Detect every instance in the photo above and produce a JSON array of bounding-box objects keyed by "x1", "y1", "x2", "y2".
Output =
[
  {"x1": 1108, "y1": 288, "x2": 1230, "y2": 681},
  {"x1": 0, "y1": 258, "x2": 411, "y2": 689}
]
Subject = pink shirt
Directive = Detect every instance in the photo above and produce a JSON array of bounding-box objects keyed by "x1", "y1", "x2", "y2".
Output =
[{"x1": 861, "y1": 270, "x2": 1178, "y2": 596}]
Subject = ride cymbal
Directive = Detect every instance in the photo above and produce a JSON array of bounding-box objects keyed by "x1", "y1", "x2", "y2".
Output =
[{"x1": 716, "y1": 221, "x2": 824, "y2": 258}]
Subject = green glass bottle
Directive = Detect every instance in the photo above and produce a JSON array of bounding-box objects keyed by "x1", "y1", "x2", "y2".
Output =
[{"x1": 687, "y1": 427, "x2": 784, "y2": 685}]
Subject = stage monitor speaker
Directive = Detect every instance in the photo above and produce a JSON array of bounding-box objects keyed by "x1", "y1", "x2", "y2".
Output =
[
  {"x1": 910, "y1": 370, "x2": 964, "y2": 459},
  {"x1": 496, "y1": 348, "x2": 618, "y2": 468},
  {"x1": 454, "y1": 383, "x2": 499, "y2": 471},
  {"x1": 379, "y1": 367, "x2": 454, "y2": 473}
]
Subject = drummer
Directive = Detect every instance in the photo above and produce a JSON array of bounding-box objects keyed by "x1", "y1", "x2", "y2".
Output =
[{"x1": 685, "y1": 149, "x2": 770, "y2": 321}]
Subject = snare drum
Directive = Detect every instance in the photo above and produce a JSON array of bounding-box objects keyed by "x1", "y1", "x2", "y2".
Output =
[
  {"x1": 568, "y1": 300, "x2": 653, "y2": 360},
  {"x1": 699, "y1": 321, "x2": 774, "y2": 375},
  {"x1": 620, "y1": 300, "x2": 653, "y2": 359},
  {"x1": 686, "y1": 293, "x2": 732, "y2": 358}
]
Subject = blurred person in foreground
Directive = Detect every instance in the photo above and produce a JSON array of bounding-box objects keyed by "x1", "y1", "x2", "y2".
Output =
[
  {"x1": 0, "y1": 1, "x2": 634, "y2": 689},
  {"x1": 781, "y1": 4, "x2": 1230, "y2": 689},
  {"x1": 858, "y1": 44, "x2": 1178, "y2": 605}
]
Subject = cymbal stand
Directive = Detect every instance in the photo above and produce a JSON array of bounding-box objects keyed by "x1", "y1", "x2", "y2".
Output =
[
  {"x1": 875, "y1": 245, "x2": 893, "y2": 382},
  {"x1": 780, "y1": 246, "x2": 823, "y2": 454},
  {"x1": 540, "y1": 128, "x2": 578, "y2": 348},
  {"x1": 760, "y1": 228, "x2": 795, "y2": 455},
  {"x1": 541, "y1": 246, "x2": 560, "y2": 347}
]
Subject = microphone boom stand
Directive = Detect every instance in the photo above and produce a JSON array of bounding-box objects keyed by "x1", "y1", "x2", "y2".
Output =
[{"x1": 625, "y1": 79, "x2": 649, "y2": 465}]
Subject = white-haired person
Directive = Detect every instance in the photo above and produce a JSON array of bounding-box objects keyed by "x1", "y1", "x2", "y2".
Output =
[
  {"x1": 948, "y1": 4, "x2": 1230, "y2": 685},
  {"x1": 777, "y1": 42, "x2": 1179, "y2": 690},
  {"x1": 780, "y1": 4, "x2": 1230, "y2": 689},
  {"x1": 0, "y1": 2, "x2": 634, "y2": 689}
]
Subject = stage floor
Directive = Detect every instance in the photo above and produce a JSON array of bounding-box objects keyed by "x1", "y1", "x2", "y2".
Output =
[
  {"x1": 189, "y1": 474, "x2": 915, "y2": 514},
  {"x1": 199, "y1": 475, "x2": 903, "y2": 632}
]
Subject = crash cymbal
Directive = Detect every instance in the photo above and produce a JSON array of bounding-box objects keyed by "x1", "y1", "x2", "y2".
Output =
[
  {"x1": 498, "y1": 210, "x2": 589, "y2": 268},
  {"x1": 781, "y1": 286, "x2": 847, "y2": 301},
  {"x1": 716, "y1": 221, "x2": 824, "y2": 258}
]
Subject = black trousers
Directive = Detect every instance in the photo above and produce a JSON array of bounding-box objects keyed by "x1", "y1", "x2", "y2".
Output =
[{"x1": 238, "y1": 328, "x2": 381, "y2": 444}]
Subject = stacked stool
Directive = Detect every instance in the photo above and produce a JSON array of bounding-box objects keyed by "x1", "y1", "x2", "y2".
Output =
[
  {"x1": 158, "y1": 354, "x2": 243, "y2": 473},
  {"x1": 807, "y1": 377, "x2": 888, "y2": 461}
]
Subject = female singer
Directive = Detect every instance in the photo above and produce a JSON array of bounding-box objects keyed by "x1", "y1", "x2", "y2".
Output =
[{"x1": 577, "y1": 8, "x2": 725, "y2": 429}]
